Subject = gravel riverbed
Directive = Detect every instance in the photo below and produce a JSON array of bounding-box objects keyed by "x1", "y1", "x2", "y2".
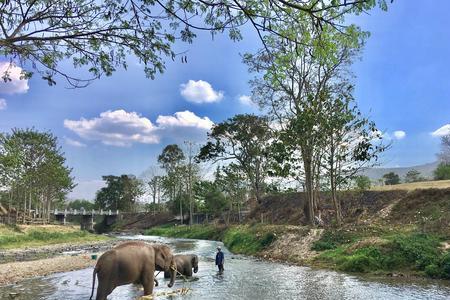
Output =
[{"x1": 0, "y1": 239, "x2": 122, "y2": 286}]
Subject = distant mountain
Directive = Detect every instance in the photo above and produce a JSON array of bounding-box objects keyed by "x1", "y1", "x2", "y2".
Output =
[{"x1": 361, "y1": 161, "x2": 439, "y2": 181}]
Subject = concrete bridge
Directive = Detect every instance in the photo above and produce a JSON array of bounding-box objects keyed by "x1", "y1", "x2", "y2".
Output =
[{"x1": 53, "y1": 209, "x2": 119, "y2": 231}]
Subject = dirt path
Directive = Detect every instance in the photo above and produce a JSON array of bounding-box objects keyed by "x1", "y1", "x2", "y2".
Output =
[{"x1": 262, "y1": 227, "x2": 324, "y2": 264}]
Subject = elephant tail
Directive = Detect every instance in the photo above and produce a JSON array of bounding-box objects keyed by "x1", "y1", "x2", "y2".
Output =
[{"x1": 89, "y1": 267, "x2": 97, "y2": 300}]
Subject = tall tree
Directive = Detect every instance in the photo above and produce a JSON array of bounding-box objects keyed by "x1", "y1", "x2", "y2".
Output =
[
  {"x1": 320, "y1": 91, "x2": 385, "y2": 225},
  {"x1": 244, "y1": 20, "x2": 368, "y2": 224},
  {"x1": 404, "y1": 169, "x2": 422, "y2": 183},
  {"x1": 158, "y1": 144, "x2": 185, "y2": 222},
  {"x1": 198, "y1": 114, "x2": 272, "y2": 203},
  {"x1": 95, "y1": 175, "x2": 143, "y2": 211},
  {"x1": 0, "y1": 1, "x2": 387, "y2": 86},
  {"x1": 0, "y1": 128, "x2": 74, "y2": 220}
]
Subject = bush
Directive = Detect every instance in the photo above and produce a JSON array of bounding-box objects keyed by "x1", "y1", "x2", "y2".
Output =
[
  {"x1": 383, "y1": 172, "x2": 400, "y2": 185},
  {"x1": 355, "y1": 176, "x2": 371, "y2": 190},
  {"x1": 311, "y1": 230, "x2": 354, "y2": 251},
  {"x1": 434, "y1": 163, "x2": 450, "y2": 180},
  {"x1": 439, "y1": 251, "x2": 450, "y2": 279},
  {"x1": 390, "y1": 233, "x2": 441, "y2": 270},
  {"x1": 340, "y1": 247, "x2": 381, "y2": 273}
]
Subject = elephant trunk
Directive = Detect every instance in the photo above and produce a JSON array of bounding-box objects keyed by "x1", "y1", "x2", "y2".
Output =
[
  {"x1": 168, "y1": 261, "x2": 176, "y2": 288},
  {"x1": 193, "y1": 265, "x2": 198, "y2": 273}
]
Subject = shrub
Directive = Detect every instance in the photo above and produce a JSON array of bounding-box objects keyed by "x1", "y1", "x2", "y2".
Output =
[
  {"x1": 434, "y1": 163, "x2": 450, "y2": 180},
  {"x1": 390, "y1": 233, "x2": 441, "y2": 270},
  {"x1": 439, "y1": 251, "x2": 450, "y2": 279},
  {"x1": 383, "y1": 172, "x2": 400, "y2": 185},
  {"x1": 339, "y1": 247, "x2": 381, "y2": 273},
  {"x1": 355, "y1": 175, "x2": 371, "y2": 190},
  {"x1": 311, "y1": 230, "x2": 354, "y2": 251}
]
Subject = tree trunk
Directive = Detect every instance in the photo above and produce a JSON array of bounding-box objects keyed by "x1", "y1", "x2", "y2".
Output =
[{"x1": 304, "y1": 158, "x2": 315, "y2": 225}]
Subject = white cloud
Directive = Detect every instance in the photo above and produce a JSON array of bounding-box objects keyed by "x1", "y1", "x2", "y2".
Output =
[
  {"x1": 156, "y1": 110, "x2": 213, "y2": 130},
  {"x1": 393, "y1": 130, "x2": 406, "y2": 140},
  {"x1": 0, "y1": 62, "x2": 29, "y2": 94},
  {"x1": 180, "y1": 80, "x2": 223, "y2": 103},
  {"x1": 64, "y1": 110, "x2": 159, "y2": 147},
  {"x1": 64, "y1": 109, "x2": 213, "y2": 147},
  {"x1": 0, "y1": 98, "x2": 6, "y2": 110},
  {"x1": 238, "y1": 95, "x2": 257, "y2": 107},
  {"x1": 431, "y1": 124, "x2": 450, "y2": 137},
  {"x1": 64, "y1": 137, "x2": 86, "y2": 147}
]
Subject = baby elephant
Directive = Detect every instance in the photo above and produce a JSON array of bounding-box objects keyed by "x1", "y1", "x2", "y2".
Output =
[
  {"x1": 164, "y1": 254, "x2": 199, "y2": 278},
  {"x1": 89, "y1": 241, "x2": 176, "y2": 300}
]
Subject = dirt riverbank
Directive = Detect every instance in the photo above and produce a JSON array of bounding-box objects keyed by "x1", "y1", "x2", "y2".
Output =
[
  {"x1": 0, "y1": 239, "x2": 123, "y2": 286},
  {"x1": 0, "y1": 254, "x2": 98, "y2": 286}
]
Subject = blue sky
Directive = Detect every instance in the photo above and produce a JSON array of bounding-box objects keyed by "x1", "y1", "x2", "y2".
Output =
[{"x1": 1, "y1": 1, "x2": 450, "y2": 199}]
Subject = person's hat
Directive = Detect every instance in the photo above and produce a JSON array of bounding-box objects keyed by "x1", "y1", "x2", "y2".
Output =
[{"x1": 217, "y1": 246, "x2": 221, "y2": 250}]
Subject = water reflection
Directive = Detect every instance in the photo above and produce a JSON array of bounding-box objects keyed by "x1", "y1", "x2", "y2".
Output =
[{"x1": 1, "y1": 235, "x2": 450, "y2": 300}]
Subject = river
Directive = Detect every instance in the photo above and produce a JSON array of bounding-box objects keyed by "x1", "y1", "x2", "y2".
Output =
[{"x1": 1, "y1": 235, "x2": 450, "y2": 299}]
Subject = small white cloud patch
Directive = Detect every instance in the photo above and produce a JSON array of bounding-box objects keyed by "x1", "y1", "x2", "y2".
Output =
[
  {"x1": 393, "y1": 130, "x2": 406, "y2": 140},
  {"x1": 238, "y1": 95, "x2": 256, "y2": 107},
  {"x1": 431, "y1": 124, "x2": 450, "y2": 137},
  {"x1": 0, "y1": 62, "x2": 29, "y2": 94},
  {"x1": 0, "y1": 98, "x2": 6, "y2": 110},
  {"x1": 156, "y1": 110, "x2": 214, "y2": 130},
  {"x1": 64, "y1": 137, "x2": 86, "y2": 147},
  {"x1": 180, "y1": 80, "x2": 223, "y2": 103}
]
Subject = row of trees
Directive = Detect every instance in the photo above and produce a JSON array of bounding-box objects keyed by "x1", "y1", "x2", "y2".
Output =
[{"x1": 0, "y1": 128, "x2": 74, "y2": 220}]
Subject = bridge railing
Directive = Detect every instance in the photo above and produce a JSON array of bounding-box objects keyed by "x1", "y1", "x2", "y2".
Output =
[{"x1": 53, "y1": 209, "x2": 119, "y2": 216}]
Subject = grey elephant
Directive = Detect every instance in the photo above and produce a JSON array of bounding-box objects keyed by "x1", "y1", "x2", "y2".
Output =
[
  {"x1": 164, "y1": 254, "x2": 199, "y2": 278},
  {"x1": 89, "y1": 241, "x2": 176, "y2": 300}
]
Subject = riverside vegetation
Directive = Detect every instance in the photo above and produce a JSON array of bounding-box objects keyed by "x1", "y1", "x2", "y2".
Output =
[
  {"x1": 145, "y1": 188, "x2": 450, "y2": 280},
  {"x1": 0, "y1": 224, "x2": 110, "y2": 250}
]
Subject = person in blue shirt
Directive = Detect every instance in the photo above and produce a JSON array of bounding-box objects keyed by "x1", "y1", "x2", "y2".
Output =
[{"x1": 215, "y1": 246, "x2": 224, "y2": 274}]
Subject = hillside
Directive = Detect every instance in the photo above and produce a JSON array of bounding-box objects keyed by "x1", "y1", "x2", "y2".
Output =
[
  {"x1": 361, "y1": 161, "x2": 439, "y2": 181},
  {"x1": 371, "y1": 179, "x2": 450, "y2": 191}
]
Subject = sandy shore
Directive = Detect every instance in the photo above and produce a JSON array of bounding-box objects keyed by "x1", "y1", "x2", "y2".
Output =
[
  {"x1": 0, "y1": 254, "x2": 98, "y2": 286},
  {"x1": 0, "y1": 239, "x2": 123, "y2": 286}
]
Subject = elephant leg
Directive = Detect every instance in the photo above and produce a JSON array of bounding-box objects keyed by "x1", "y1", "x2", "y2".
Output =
[
  {"x1": 96, "y1": 282, "x2": 114, "y2": 300},
  {"x1": 186, "y1": 267, "x2": 193, "y2": 277},
  {"x1": 142, "y1": 268, "x2": 155, "y2": 296},
  {"x1": 96, "y1": 268, "x2": 115, "y2": 300}
]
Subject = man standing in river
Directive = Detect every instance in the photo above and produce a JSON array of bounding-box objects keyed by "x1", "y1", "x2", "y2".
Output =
[{"x1": 215, "y1": 246, "x2": 224, "y2": 274}]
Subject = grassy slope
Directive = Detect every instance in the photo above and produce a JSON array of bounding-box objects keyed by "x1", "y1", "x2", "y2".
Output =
[
  {"x1": 0, "y1": 224, "x2": 110, "y2": 250},
  {"x1": 311, "y1": 189, "x2": 450, "y2": 279}
]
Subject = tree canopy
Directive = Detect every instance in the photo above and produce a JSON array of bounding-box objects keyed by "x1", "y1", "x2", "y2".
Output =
[
  {"x1": 0, "y1": 128, "x2": 74, "y2": 219},
  {"x1": 383, "y1": 172, "x2": 400, "y2": 185},
  {"x1": 0, "y1": 0, "x2": 388, "y2": 87},
  {"x1": 198, "y1": 114, "x2": 273, "y2": 203},
  {"x1": 95, "y1": 174, "x2": 144, "y2": 211}
]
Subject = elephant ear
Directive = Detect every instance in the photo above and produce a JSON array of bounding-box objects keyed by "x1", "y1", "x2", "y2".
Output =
[{"x1": 154, "y1": 245, "x2": 167, "y2": 269}]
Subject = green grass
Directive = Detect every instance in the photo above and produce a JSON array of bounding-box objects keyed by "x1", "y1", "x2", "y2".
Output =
[
  {"x1": 311, "y1": 229, "x2": 356, "y2": 251},
  {"x1": 0, "y1": 225, "x2": 110, "y2": 249},
  {"x1": 313, "y1": 230, "x2": 450, "y2": 279},
  {"x1": 145, "y1": 224, "x2": 279, "y2": 256}
]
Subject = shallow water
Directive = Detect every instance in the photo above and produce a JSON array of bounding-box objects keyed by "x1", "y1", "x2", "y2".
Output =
[{"x1": 1, "y1": 235, "x2": 450, "y2": 300}]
